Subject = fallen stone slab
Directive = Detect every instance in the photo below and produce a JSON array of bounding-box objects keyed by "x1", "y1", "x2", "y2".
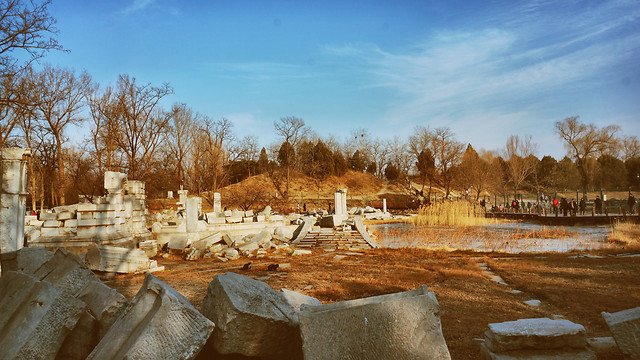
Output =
[
  {"x1": 33, "y1": 248, "x2": 99, "y2": 295},
  {"x1": 0, "y1": 271, "x2": 86, "y2": 360},
  {"x1": 291, "y1": 217, "x2": 315, "y2": 243},
  {"x1": 480, "y1": 342, "x2": 596, "y2": 360},
  {"x1": 85, "y1": 244, "x2": 157, "y2": 273},
  {"x1": 56, "y1": 281, "x2": 129, "y2": 360},
  {"x1": 192, "y1": 232, "x2": 223, "y2": 250},
  {"x1": 201, "y1": 272, "x2": 304, "y2": 359},
  {"x1": 87, "y1": 273, "x2": 214, "y2": 360},
  {"x1": 603, "y1": 307, "x2": 640, "y2": 359},
  {"x1": 186, "y1": 248, "x2": 205, "y2": 261},
  {"x1": 0, "y1": 246, "x2": 54, "y2": 274},
  {"x1": 298, "y1": 285, "x2": 451, "y2": 360},
  {"x1": 291, "y1": 249, "x2": 312, "y2": 256},
  {"x1": 484, "y1": 318, "x2": 587, "y2": 353}
]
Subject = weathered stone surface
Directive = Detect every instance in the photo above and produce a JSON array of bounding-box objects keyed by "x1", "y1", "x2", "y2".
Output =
[
  {"x1": 34, "y1": 248, "x2": 98, "y2": 296},
  {"x1": 201, "y1": 272, "x2": 303, "y2": 359},
  {"x1": 85, "y1": 244, "x2": 154, "y2": 273},
  {"x1": 353, "y1": 215, "x2": 377, "y2": 248},
  {"x1": 485, "y1": 318, "x2": 587, "y2": 353},
  {"x1": 291, "y1": 249, "x2": 312, "y2": 256},
  {"x1": 88, "y1": 273, "x2": 214, "y2": 360},
  {"x1": 56, "y1": 281, "x2": 129, "y2": 360},
  {"x1": 291, "y1": 217, "x2": 315, "y2": 243},
  {"x1": 0, "y1": 271, "x2": 86, "y2": 360},
  {"x1": 480, "y1": 342, "x2": 596, "y2": 360},
  {"x1": 275, "y1": 226, "x2": 295, "y2": 240},
  {"x1": 0, "y1": 246, "x2": 54, "y2": 274},
  {"x1": 281, "y1": 288, "x2": 322, "y2": 313},
  {"x1": 603, "y1": 307, "x2": 640, "y2": 359},
  {"x1": 298, "y1": 285, "x2": 451, "y2": 360},
  {"x1": 192, "y1": 232, "x2": 222, "y2": 250},
  {"x1": 222, "y1": 248, "x2": 240, "y2": 260}
]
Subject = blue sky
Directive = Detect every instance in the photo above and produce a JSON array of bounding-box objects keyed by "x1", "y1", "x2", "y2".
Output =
[{"x1": 46, "y1": 0, "x2": 640, "y2": 159}]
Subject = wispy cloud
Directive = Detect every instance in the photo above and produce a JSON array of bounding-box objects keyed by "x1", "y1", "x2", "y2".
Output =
[
  {"x1": 119, "y1": 0, "x2": 178, "y2": 15},
  {"x1": 207, "y1": 62, "x2": 316, "y2": 82},
  {"x1": 324, "y1": 0, "x2": 640, "y2": 130},
  {"x1": 120, "y1": 0, "x2": 156, "y2": 14}
]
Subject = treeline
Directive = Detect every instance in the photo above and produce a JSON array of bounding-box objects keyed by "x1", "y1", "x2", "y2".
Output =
[{"x1": 0, "y1": 0, "x2": 639, "y2": 211}]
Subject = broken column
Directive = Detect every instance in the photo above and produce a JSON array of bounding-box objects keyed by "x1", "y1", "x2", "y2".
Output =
[
  {"x1": 201, "y1": 272, "x2": 316, "y2": 359},
  {"x1": 0, "y1": 148, "x2": 30, "y2": 257},
  {"x1": 334, "y1": 189, "x2": 343, "y2": 216},
  {"x1": 87, "y1": 273, "x2": 214, "y2": 360},
  {"x1": 298, "y1": 285, "x2": 451, "y2": 360},
  {"x1": 480, "y1": 318, "x2": 595, "y2": 359},
  {"x1": 178, "y1": 189, "x2": 188, "y2": 210},
  {"x1": 0, "y1": 271, "x2": 86, "y2": 359},
  {"x1": 603, "y1": 307, "x2": 640, "y2": 359},
  {"x1": 383, "y1": 198, "x2": 387, "y2": 213},
  {"x1": 214, "y1": 192, "x2": 222, "y2": 214}
]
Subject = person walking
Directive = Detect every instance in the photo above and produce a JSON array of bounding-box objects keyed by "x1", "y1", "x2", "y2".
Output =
[
  {"x1": 628, "y1": 193, "x2": 636, "y2": 215},
  {"x1": 570, "y1": 198, "x2": 576, "y2": 216},
  {"x1": 579, "y1": 198, "x2": 586, "y2": 215},
  {"x1": 553, "y1": 197, "x2": 559, "y2": 216},
  {"x1": 560, "y1": 197, "x2": 568, "y2": 216},
  {"x1": 594, "y1": 196, "x2": 602, "y2": 215}
]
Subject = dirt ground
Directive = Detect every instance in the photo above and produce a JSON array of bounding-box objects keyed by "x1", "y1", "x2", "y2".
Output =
[{"x1": 104, "y1": 245, "x2": 640, "y2": 360}]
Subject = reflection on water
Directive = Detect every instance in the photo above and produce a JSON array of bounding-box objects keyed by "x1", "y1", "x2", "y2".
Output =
[{"x1": 369, "y1": 222, "x2": 612, "y2": 253}]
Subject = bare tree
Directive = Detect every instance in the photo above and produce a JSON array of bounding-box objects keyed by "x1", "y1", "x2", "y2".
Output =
[
  {"x1": 167, "y1": 103, "x2": 197, "y2": 188},
  {"x1": 503, "y1": 134, "x2": 538, "y2": 199},
  {"x1": 408, "y1": 125, "x2": 434, "y2": 165},
  {"x1": 0, "y1": 0, "x2": 64, "y2": 79},
  {"x1": 87, "y1": 83, "x2": 122, "y2": 175},
  {"x1": 369, "y1": 137, "x2": 389, "y2": 179},
  {"x1": 555, "y1": 116, "x2": 620, "y2": 196},
  {"x1": 622, "y1": 135, "x2": 640, "y2": 161},
  {"x1": 191, "y1": 117, "x2": 235, "y2": 197},
  {"x1": 457, "y1": 144, "x2": 491, "y2": 200},
  {"x1": 109, "y1": 74, "x2": 173, "y2": 180},
  {"x1": 32, "y1": 64, "x2": 92, "y2": 205},
  {"x1": 274, "y1": 116, "x2": 308, "y2": 148},
  {"x1": 431, "y1": 127, "x2": 464, "y2": 199}
]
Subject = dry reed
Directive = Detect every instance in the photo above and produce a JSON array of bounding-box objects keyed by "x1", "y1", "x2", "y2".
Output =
[
  {"x1": 409, "y1": 201, "x2": 496, "y2": 227},
  {"x1": 608, "y1": 222, "x2": 640, "y2": 247}
]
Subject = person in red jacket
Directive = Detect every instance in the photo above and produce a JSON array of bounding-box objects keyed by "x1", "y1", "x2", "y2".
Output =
[{"x1": 552, "y1": 197, "x2": 559, "y2": 216}]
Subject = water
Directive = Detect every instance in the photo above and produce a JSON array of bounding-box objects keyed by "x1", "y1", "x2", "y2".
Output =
[{"x1": 369, "y1": 222, "x2": 612, "y2": 253}]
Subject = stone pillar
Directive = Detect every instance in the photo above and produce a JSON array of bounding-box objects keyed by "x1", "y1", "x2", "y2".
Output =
[
  {"x1": 334, "y1": 190, "x2": 343, "y2": 216},
  {"x1": 167, "y1": 190, "x2": 173, "y2": 198},
  {"x1": 213, "y1": 192, "x2": 221, "y2": 214},
  {"x1": 383, "y1": 198, "x2": 387, "y2": 213},
  {"x1": 178, "y1": 190, "x2": 188, "y2": 209},
  {"x1": 0, "y1": 148, "x2": 30, "y2": 254},
  {"x1": 341, "y1": 189, "x2": 348, "y2": 215},
  {"x1": 186, "y1": 197, "x2": 199, "y2": 234}
]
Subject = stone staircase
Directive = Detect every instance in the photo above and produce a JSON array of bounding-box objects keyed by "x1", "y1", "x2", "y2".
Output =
[{"x1": 294, "y1": 228, "x2": 373, "y2": 250}]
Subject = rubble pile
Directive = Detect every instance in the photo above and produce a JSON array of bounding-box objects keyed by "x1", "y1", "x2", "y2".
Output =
[
  {"x1": 25, "y1": 171, "x2": 152, "y2": 256},
  {"x1": 0, "y1": 247, "x2": 453, "y2": 360}
]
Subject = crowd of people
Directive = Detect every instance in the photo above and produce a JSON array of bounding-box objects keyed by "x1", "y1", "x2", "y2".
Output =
[{"x1": 483, "y1": 192, "x2": 637, "y2": 216}]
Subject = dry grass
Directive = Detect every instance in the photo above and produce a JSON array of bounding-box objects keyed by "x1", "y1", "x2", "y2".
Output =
[
  {"x1": 608, "y1": 222, "x2": 640, "y2": 248},
  {"x1": 410, "y1": 201, "x2": 496, "y2": 227},
  {"x1": 104, "y1": 247, "x2": 638, "y2": 360}
]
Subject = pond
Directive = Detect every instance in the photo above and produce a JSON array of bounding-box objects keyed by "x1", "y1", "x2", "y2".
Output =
[{"x1": 368, "y1": 222, "x2": 612, "y2": 253}]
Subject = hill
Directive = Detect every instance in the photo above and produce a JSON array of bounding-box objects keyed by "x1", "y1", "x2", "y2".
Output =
[{"x1": 216, "y1": 170, "x2": 414, "y2": 213}]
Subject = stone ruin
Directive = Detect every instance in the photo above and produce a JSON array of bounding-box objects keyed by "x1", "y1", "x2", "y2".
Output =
[
  {"x1": 0, "y1": 246, "x2": 451, "y2": 359},
  {"x1": 150, "y1": 188, "x2": 381, "y2": 262}
]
